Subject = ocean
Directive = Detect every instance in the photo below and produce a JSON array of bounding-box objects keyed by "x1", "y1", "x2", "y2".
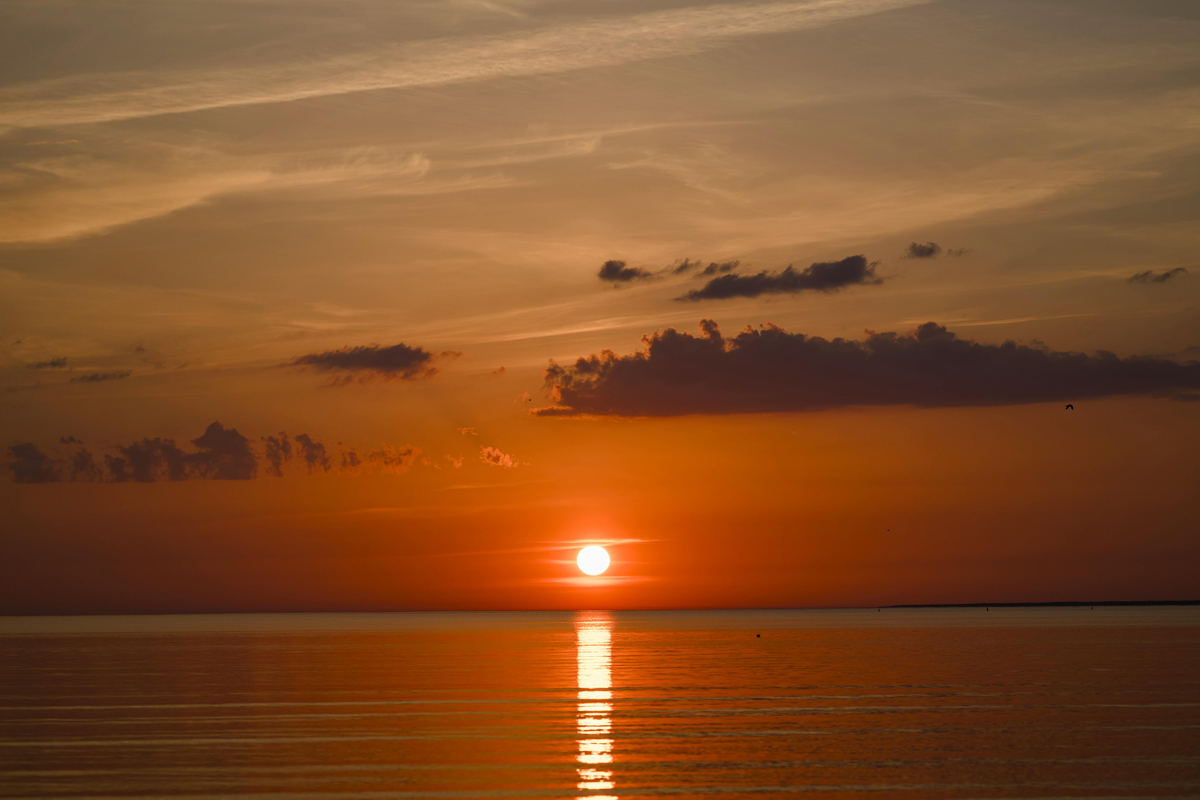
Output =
[{"x1": 2, "y1": 607, "x2": 1199, "y2": 798}]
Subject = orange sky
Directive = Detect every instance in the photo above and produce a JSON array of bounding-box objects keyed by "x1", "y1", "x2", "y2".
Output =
[{"x1": 2, "y1": 0, "x2": 1199, "y2": 613}]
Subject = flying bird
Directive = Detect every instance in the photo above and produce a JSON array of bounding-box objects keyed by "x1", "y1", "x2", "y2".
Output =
[{"x1": 1065, "y1": 404, "x2": 1073, "y2": 410}]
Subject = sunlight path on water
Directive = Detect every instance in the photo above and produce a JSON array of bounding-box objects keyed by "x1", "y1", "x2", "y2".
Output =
[
  {"x1": 1, "y1": 607, "x2": 1199, "y2": 798},
  {"x1": 576, "y1": 611, "x2": 616, "y2": 798}
]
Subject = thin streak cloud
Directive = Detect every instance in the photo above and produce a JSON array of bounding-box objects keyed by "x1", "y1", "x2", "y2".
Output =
[{"x1": 0, "y1": 0, "x2": 929, "y2": 130}]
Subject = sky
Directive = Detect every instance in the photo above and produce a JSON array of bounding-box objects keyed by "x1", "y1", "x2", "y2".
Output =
[{"x1": 2, "y1": 0, "x2": 1199, "y2": 614}]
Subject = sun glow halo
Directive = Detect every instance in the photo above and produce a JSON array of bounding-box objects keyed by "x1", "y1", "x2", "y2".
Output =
[{"x1": 577, "y1": 546, "x2": 610, "y2": 576}]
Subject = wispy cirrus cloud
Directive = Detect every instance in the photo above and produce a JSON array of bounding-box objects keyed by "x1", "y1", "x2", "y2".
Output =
[{"x1": 0, "y1": 0, "x2": 929, "y2": 130}]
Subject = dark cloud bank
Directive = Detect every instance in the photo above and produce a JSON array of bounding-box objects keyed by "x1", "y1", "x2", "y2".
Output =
[
  {"x1": 535, "y1": 320, "x2": 1200, "y2": 417},
  {"x1": 678, "y1": 255, "x2": 881, "y2": 301},
  {"x1": 7, "y1": 425, "x2": 421, "y2": 484},
  {"x1": 289, "y1": 342, "x2": 458, "y2": 384}
]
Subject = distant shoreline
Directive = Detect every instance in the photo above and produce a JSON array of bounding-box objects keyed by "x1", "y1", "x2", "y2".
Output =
[{"x1": 885, "y1": 600, "x2": 1200, "y2": 609}]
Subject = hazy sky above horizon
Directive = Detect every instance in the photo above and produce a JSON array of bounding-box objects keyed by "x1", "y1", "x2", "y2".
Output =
[{"x1": 2, "y1": 0, "x2": 1199, "y2": 613}]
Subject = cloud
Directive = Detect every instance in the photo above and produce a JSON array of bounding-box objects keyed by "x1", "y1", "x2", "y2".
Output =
[
  {"x1": 105, "y1": 421, "x2": 256, "y2": 482},
  {"x1": 446, "y1": 455, "x2": 464, "y2": 468},
  {"x1": 69, "y1": 370, "x2": 132, "y2": 383},
  {"x1": 698, "y1": 260, "x2": 740, "y2": 277},
  {"x1": 677, "y1": 255, "x2": 881, "y2": 301},
  {"x1": 0, "y1": 0, "x2": 929, "y2": 130},
  {"x1": 295, "y1": 433, "x2": 332, "y2": 474},
  {"x1": 27, "y1": 357, "x2": 67, "y2": 370},
  {"x1": 1128, "y1": 267, "x2": 1188, "y2": 284},
  {"x1": 341, "y1": 448, "x2": 363, "y2": 471},
  {"x1": 480, "y1": 446, "x2": 519, "y2": 468},
  {"x1": 8, "y1": 443, "x2": 61, "y2": 483},
  {"x1": 458, "y1": 427, "x2": 478, "y2": 436},
  {"x1": 598, "y1": 259, "x2": 652, "y2": 283},
  {"x1": 69, "y1": 448, "x2": 101, "y2": 481},
  {"x1": 0, "y1": 144, "x2": 443, "y2": 245},
  {"x1": 368, "y1": 445, "x2": 420, "y2": 474},
  {"x1": 904, "y1": 241, "x2": 942, "y2": 258},
  {"x1": 188, "y1": 422, "x2": 257, "y2": 480},
  {"x1": 669, "y1": 258, "x2": 739, "y2": 276},
  {"x1": 261, "y1": 433, "x2": 293, "y2": 478},
  {"x1": 6, "y1": 425, "x2": 431, "y2": 483},
  {"x1": 534, "y1": 319, "x2": 1200, "y2": 417},
  {"x1": 289, "y1": 342, "x2": 456, "y2": 383},
  {"x1": 105, "y1": 439, "x2": 186, "y2": 483}
]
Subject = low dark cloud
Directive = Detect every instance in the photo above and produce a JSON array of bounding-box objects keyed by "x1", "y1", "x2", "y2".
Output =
[
  {"x1": 27, "y1": 357, "x2": 66, "y2": 370},
  {"x1": 69, "y1": 370, "x2": 132, "y2": 383},
  {"x1": 368, "y1": 444, "x2": 419, "y2": 474},
  {"x1": 105, "y1": 422, "x2": 256, "y2": 482},
  {"x1": 261, "y1": 433, "x2": 293, "y2": 478},
  {"x1": 671, "y1": 258, "x2": 701, "y2": 275},
  {"x1": 295, "y1": 433, "x2": 332, "y2": 474},
  {"x1": 534, "y1": 320, "x2": 1200, "y2": 417},
  {"x1": 1128, "y1": 267, "x2": 1188, "y2": 284},
  {"x1": 341, "y1": 448, "x2": 362, "y2": 470},
  {"x1": 677, "y1": 255, "x2": 881, "y2": 301},
  {"x1": 189, "y1": 422, "x2": 257, "y2": 480},
  {"x1": 598, "y1": 259, "x2": 652, "y2": 283},
  {"x1": 105, "y1": 438, "x2": 185, "y2": 482},
  {"x1": 7, "y1": 425, "x2": 425, "y2": 484},
  {"x1": 68, "y1": 448, "x2": 101, "y2": 481},
  {"x1": 290, "y1": 342, "x2": 453, "y2": 383},
  {"x1": 904, "y1": 242, "x2": 942, "y2": 259},
  {"x1": 9, "y1": 443, "x2": 61, "y2": 483}
]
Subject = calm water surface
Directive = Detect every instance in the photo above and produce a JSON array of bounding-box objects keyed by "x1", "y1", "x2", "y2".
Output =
[{"x1": 2, "y1": 607, "x2": 1199, "y2": 798}]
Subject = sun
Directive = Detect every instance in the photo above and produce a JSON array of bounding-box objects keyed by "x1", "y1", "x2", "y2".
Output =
[{"x1": 577, "y1": 546, "x2": 610, "y2": 576}]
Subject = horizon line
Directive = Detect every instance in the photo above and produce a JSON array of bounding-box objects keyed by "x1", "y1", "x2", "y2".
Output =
[{"x1": 2, "y1": 599, "x2": 1198, "y2": 619}]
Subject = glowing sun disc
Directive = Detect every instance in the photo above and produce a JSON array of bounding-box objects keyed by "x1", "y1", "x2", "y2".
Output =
[{"x1": 577, "y1": 546, "x2": 610, "y2": 576}]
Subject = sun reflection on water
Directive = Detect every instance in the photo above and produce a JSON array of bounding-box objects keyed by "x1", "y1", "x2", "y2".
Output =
[{"x1": 575, "y1": 611, "x2": 616, "y2": 798}]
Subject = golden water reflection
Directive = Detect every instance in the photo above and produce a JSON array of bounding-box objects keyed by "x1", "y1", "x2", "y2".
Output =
[{"x1": 575, "y1": 611, "x2": 616, "y2": 798}]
